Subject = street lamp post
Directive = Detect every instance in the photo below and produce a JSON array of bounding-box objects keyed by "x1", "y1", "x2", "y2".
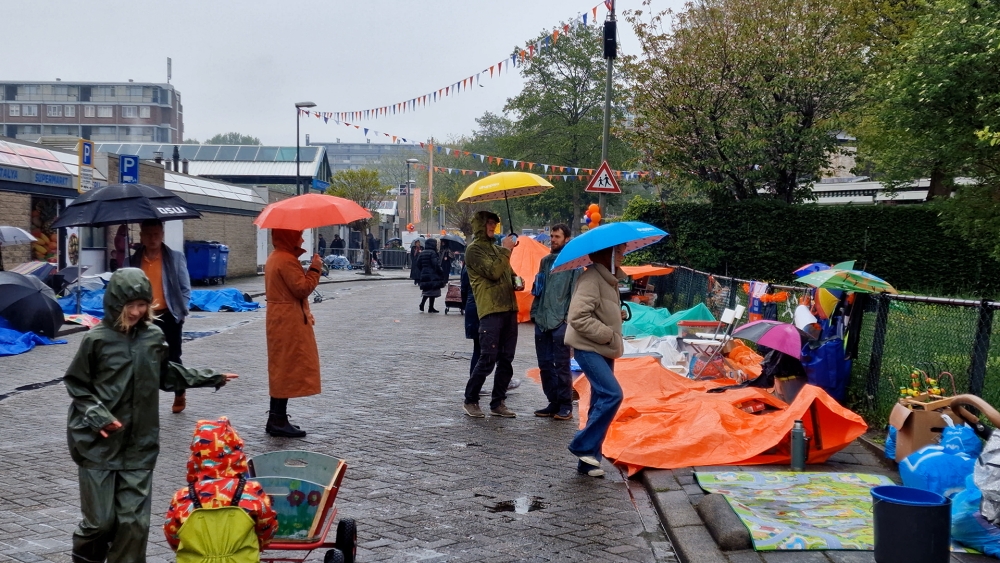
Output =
[
  {"x1": 405, "y1": 158, "x2": 419, "y2": 230},
  {"x1": 295, "y1": 101, "x2": 316, "y2": 196}
]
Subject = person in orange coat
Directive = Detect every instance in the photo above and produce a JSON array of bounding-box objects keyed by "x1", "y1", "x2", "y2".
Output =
[{"x1": 265, "y1": 229, "x2": 323, "y2": 438}]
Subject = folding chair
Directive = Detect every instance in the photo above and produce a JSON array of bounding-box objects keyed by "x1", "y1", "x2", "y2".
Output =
[{"x1": 692, "y1": 305, "x2": 746, "y2": 379}]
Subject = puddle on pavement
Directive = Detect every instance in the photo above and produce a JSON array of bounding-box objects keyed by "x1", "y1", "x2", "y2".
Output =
[
  {"x1": 488, "y1": 496, "x2": 547, "y2": 514},
  {"x1": 182, "y1": 330, "x2": 219, "y2": 342},
  {"x1": 0, "y1": 377, "x2": 64, "y2": 402}
]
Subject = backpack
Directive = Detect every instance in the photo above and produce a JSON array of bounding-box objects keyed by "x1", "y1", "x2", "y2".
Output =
[{"x1": 176, "y1": 475, "x2": 260, "y2": 563}]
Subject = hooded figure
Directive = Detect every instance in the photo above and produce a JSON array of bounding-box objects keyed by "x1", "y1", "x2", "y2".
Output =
[
  {"x1": 264, "y1": 229, "x2": 323, "y2": 438},
  {"x1": 164, "y1": 417, "x2": 277, "y2": 555},
  {"x1": 64, "y1": 268, "x2": 231, "y2": 563},
  {"x1": 415, "y1": 238, "x2": 445, "y2": 312}
]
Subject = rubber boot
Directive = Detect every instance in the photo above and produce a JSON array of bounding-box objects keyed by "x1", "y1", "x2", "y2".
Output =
[{"x1": 266, "y1": 412, "x2": 306, "y2": 438}]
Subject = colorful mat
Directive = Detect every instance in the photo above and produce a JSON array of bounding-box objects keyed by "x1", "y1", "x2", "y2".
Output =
[{"x1": 696, "y1": 471, "x2": 894, "y2": 550}]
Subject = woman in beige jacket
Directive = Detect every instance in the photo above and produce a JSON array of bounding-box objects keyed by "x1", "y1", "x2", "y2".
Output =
[{"x1": 564, "y1": 243, "x2": 627, "y2": 478}]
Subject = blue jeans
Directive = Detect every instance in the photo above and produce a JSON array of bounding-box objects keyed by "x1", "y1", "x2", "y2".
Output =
[
  {"x1": 568, "y1": 349, "x2": 622, "y2": 460},
  {"x1": 535, "y1": 323, "x2": 573, "y2": 409}
]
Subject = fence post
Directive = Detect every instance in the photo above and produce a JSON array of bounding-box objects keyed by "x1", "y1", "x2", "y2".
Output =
[
  {"x1": 968, "y1": 301, "x2": 994, "y2": 397},
  {"x1": 865, "y1": 295, "x2": 890, "y2": 411}
]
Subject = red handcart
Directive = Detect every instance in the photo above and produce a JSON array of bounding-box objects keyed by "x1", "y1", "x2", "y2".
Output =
[
  {"x1": 444, "y1": 281, "x2": 464, "y2": 314},
  {"x1": 249, "y1": 451, "x2": 357, "y2": 563}
]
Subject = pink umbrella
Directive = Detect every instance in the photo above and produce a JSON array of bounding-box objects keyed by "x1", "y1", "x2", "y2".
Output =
[{"x1": 731, "y1": 320, "x2": 813, "y2": 359}]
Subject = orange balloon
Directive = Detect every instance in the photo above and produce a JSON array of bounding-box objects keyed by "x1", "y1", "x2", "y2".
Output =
[
  {"x1": 591, "y1": 212, "x2": 602, "y2": 224},
  {"x1": 588, "y1": 203, "x2": 600, "y2": 213},
  {"x1": 440, "y1": 229, "x2": 447, "y2": 235}
]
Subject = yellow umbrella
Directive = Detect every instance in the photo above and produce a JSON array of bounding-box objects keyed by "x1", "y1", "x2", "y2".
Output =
[{"x1": 457, "y1": 172, "x2": 554, "y2": 235}]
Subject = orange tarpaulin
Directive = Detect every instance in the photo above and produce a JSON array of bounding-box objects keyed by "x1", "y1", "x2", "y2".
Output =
[
  {"x1": 620, "y1": 265, "x2": 675, "y2": 279},
  {"x1": 541, "y1": 356, "x2": 866, "y2": 475},
  {"x1": 509, "y1": 235, "x2": 550, "y2": 323}
]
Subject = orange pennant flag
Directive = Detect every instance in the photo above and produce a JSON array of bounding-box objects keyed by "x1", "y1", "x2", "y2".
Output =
[
  {"x1": 553, "y1": 30, "x2": 559, "y2": 43},
  {"x1": 392, "y1": 136, "x2": 397, "y2": 143},
  {"x1": 490, "y1": 65, "x2": 495, "y2": 77},
  {"x1": 593, "y1": 6, "x2": 598, "y2": 19}
]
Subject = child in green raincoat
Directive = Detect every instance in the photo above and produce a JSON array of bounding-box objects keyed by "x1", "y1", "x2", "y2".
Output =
[{"x1": 65, "y1": 268, "x2": 238, "y2": 563}]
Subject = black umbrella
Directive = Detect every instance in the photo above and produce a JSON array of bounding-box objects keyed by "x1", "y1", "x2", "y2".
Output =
[
  {"x1": 51, "y1": 183, "x2": 202, "y2": 228},
  {"x1": 439, "y1": 234, "x2": 467, "y2": 251},
  {"x1": 0, "y1": 271, "x2": 64, "y2": 338}
]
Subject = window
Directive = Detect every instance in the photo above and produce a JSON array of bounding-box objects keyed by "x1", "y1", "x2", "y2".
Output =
[
  {"x1": 139, "y1": 106, "x2": 150, "y2": 118},
  {"x1": 97, "y1": 106, "x2": 112, "y2": 118},
  {"x1": 94, "y1": 86, "x2": 114, "y2": 100},
  {"x1": 8, "y1": 104, "x2": 19, "y2": 117},
  {"x1": 121, "y1": 106, "x2": 137, "y2": 118},
  {"x1": 46, "y1": 105, "x2": 62, "y2": 117},
  {"x1": 127, "y1": 86, "x2": 142, "y2": 98},
  {"x1": 53, "y1": 85, "x2": 68, "y2": 97},
  {"x1": 80, "y1": 226, "x2": 105, "y2": 249},
  {"x1": 64, "y1": 105, "x2": 75, "y2": 117},
  {"x1": 84, "y1": 106, "x2": 95, "y2": 118},
  {"x1": 22, "y1": 105, "x2": 38, "y2": 116}
]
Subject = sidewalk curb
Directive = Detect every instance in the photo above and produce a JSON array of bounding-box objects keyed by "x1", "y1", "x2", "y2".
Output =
[{"x1": 640, "y1": 469, "x2": 733, "y2": 563}]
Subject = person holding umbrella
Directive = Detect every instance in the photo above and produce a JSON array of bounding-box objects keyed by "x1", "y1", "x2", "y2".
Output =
[{"x1": 132, "y1": 219, "x2": 192, "y2": 414}]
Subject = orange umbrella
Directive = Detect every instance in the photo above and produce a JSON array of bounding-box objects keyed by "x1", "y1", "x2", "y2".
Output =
[
  {"x1": 254, "y1": 193, "x2": 371, "y2": 230},
  {"x1": 509, "y1": 236, "x2": 550, "y2": 323},
  {"x1": 620, "y1": 265, "x2": 674, "y2": 279}
]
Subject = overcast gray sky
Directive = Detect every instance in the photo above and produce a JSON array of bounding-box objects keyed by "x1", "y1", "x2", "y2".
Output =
[{"x1": 3, "y1": 0, "x2": 682, "y2": 147}]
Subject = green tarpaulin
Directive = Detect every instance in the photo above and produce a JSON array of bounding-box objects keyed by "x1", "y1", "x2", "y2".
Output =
[{"x1": 623, "y1": 302, "x2": 716, "y2": 338}]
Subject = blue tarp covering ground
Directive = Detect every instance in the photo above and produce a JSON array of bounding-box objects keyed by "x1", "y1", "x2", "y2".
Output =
[
  {"x1": 189, "y1": 289, "x2": 260, "y2": 312},
  {"x1": 0, "y1": 317, "x2": 66, "y2": 357},
  {"x1": 58, "y1": 288, "x2": 260, "y2": 318},
  {"x1": 622, "y1": 302, "x2": 716, "y2": 338}
]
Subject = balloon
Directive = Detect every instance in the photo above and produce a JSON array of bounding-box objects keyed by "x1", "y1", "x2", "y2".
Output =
[
  {"x1": 585, "y1": 210, "x2": 592, "y2": 217},
  {"x1": 588, "y1": 203, "x2": 600, "y2": 213},
  {"x1": 585, "y1": 216, "x2": 591, "y2": 224},
  {"x1": 591, "y1": 212, "x2": 602, "y2": 224},
  {"x1": 440, "y1": 229, "x2": 447, "y2": 235},
  {"x1": 407, "y1": 223, "x2": 415, "y2": 232}
]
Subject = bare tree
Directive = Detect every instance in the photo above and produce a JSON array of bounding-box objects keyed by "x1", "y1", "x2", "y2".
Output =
[{"x1": 326, "y1": 169, "x2": 391, "y2": 275}]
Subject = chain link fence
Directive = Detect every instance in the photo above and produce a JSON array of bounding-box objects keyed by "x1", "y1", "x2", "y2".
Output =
[{"x1": 643, "y1": 265, "x2": 1000, "y2": 426}]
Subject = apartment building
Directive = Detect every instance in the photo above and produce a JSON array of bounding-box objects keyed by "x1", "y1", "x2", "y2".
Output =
[{"x1": 0, "y1": 80, "x2": 183, "y2": 143}]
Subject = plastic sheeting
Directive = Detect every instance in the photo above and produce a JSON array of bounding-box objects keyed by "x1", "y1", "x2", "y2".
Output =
[
  {"x1": 189, "y1": 289, "x2": 260, "y2": 313},
  {"x1": 0, "y1": 316, "x2": 65, "y2": 356},
  {"x1": 572, "y1": 356, "x2": 867, "y2": 475},
  {"x1": 622, "y1": 302, "x2": 716, "y2": 338},
  {"x1": 57, "y1": 289, "x2": 105, "y2": 318},
  {"x1": 509, "y1": 236, "x2": 551, "y2": 323}
]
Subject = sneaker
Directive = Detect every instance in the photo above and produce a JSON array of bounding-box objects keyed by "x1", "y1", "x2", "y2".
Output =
[
  {"x1": 578, "y1": 455, "x2": 601, "y2": 468},
  {"x1": 490, "y1": 401, "x2": 517, "y2": 418},
  {"x1": 577, "y1": 460, "x2": 605, "y2": 478},
  {"x1": 553, "y1": 406, "x2": 573, "y2": 420},
  {"x1": 507, "y1": 378, "x2": 521, "y2": 390},
  {"x1": 534, "y1": 404, "x2": 558, "y2": 417},
  {"x1": 463, "y1": 403, "x2": 485, "y2": 418}
]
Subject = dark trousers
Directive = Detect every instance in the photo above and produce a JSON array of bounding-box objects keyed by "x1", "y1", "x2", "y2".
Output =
[
  {"x1": 535, "y1": 323, "x2": 573, "y2": 409},
  {"x1": 469, "y1": 337, "x2": 481, "y2": 376},
  {"x1": 154, "y1": 312, "x2": 184, "y2": 397},
  {"x1": 464, "y1": 311, "x2": 518, "y2": 410}
]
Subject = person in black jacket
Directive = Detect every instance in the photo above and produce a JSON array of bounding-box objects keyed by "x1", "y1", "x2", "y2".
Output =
[
  {"x1": 409, "y1": 240, "x2": 423, "y2": 285},
  {"x1": 416, "y1": 238, "x2": 445, "y2": 313}
]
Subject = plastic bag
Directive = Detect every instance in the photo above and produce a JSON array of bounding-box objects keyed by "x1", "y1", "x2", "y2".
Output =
[
  {"x1": 899, "y1": 445, "x2": 975, "y2": 498},
  {"x1": 974, "y1": 432, "x2": 1000, "y2": 525},
  {"x1": 941, "y1": 416, "x2": 983, "y2": 458},
  {"x1": 885, "y1": 426, "x2": 897, "y2": 461},
  {"x1": 952, "y1": 475, "x2": 1000, "y2": 557}
]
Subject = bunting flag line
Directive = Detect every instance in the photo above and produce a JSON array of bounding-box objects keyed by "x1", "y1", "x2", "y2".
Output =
[{"x1": 321, "y1": 1, "x2": 613, "y2": 123}]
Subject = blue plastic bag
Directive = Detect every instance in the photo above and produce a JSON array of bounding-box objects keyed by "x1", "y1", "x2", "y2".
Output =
[
  {"x1": 900, "y1": 445, "x2": 975, "y2": 498},
  {"x1": 885, "y1": 426, "x2": 897, "y2": 461},
  {"x1": 800, "y1": 338, "x2": 851, "y2": 402},
  {"x1": 952, "y1": 475, "x2": 1000, "y2": 556},
  {"x1": 941, "y1": 418, "x2": 983, "y2": 458}
]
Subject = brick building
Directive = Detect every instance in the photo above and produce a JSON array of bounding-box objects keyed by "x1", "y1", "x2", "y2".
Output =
[{"x1": 0, "y1": 81, "x2": 182, "y2": 143}]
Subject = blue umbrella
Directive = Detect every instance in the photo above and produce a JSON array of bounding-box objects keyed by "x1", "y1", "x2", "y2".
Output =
[{"x1": 550, "y1": 222, "x2": 667, "y2": 273}]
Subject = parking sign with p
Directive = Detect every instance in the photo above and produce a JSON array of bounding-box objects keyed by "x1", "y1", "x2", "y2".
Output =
[{"x1": 120, "y1": 154, "x2": 139, "y2": 184}]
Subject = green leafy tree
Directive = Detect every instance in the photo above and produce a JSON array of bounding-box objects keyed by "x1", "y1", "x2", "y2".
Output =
[
  {"x1": 326, "y1": 169, "x2": 392, "y2": 274},
  {"x1": 204, "y1": 132, "x2": 262, "y2": 145},
  {"x1": 623, "y1": 0, "x2": 866, "y2": 203}
]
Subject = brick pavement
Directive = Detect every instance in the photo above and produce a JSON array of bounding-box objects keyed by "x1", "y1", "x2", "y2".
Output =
[{"x1": 0, "y1": 276, "x2": 677, "y2": 562}]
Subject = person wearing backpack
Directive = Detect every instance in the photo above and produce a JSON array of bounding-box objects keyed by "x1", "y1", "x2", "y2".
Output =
[{"x1": 164, "y1": 417, "x2": 277, "y2": 561}]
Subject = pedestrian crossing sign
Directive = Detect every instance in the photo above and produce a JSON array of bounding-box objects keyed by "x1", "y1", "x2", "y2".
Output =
[{"x1": 584, "y1": 161, "x2": 621, "y2": 194}]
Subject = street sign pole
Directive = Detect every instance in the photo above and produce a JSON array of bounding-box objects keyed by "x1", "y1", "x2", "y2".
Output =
[{"x1": 599, "y1": 0, "x2": 617, "y2": 213}]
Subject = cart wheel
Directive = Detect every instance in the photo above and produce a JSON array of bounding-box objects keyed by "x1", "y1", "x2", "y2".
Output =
[
  {"x1": 324, "y1": 548, "x2": 345, "y2": 563},
  {"x1": 336, "y1": 518, "x2": 357, "y2": 563},
  {"x1": 313, "y1": 294, "x2": 323, "y2": 304}
]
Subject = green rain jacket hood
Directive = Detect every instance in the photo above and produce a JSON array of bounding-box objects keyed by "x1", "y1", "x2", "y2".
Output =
[
  {"x1": 465, "y1": 211, "x2": 517, "y2": 319},
  {"x1": 65, "y1": 268, "x2": 226, "y2": 470}
]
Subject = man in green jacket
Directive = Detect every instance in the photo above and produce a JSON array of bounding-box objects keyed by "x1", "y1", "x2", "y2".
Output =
[
  {"x1": 65, "y1": 268, "x2": 236, "y2": 563},
  {"x1": 530, "y1": 224, "x2": 581, "y2": 420},
  {"x1": 463, "y1": 211, "x2": 519, "y2": 418}
]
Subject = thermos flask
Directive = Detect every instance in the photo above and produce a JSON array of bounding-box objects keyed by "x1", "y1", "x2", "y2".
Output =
[{"x1": 790, "y1": 420, "x2": 807, "y2": 471}]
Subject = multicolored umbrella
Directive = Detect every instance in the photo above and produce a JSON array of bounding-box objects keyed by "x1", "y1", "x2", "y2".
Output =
[
  {"x1": 732, "y1": 320, "x2": 813, "y2": 359},
  {"x1": 797, "y1": 268, "x2": 898, "y2": 294}
]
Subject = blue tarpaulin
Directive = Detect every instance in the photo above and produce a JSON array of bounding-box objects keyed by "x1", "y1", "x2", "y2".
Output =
[
  {"x1": 0, "y1": 317, "x2": 66, "y2": 356},
  {"x1": 58, "y1": 289, "x2": 105, "y2": 318},
  {"x1": 189, "y1": 289, "x2": 260, "y2": 312},
  {"x1": 623, "y1": 302, "x2": 716, "y2": 338}
]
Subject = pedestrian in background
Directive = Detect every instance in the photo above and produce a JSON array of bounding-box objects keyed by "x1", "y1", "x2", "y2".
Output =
[
  {"x1": 409, "y1": 240, "x2": 423, "y2": 285},
  {"x1": 463, "y1": 211, "x2": 520, "y2": 418},
  {"x1": 131, "y1": 219, "x2": 192, "y2": 414},
  {"x1": 416, "y1": 238, "x2": 444, "y2": 313},
  {"x1": 318, "y1": 234, "x2": 327, "y2": 257},
  {"x1": 331, "y1": 234, "x2": 345, "y2": 255},
  {"x1": 264, "y1": 229, "x2": 323, "y2": 438},
  {"x1": 65, "y1": 268, "x2": 236, "y2": 563},
  {"x1": 368, "y1": 232, "x2": 383, "y2": 269},
  {"x1": 565, "y1": 243, "x2": 627, "y2": 478},
  {"x1": 441, "y1": 248, "x2": 453, "y2": 278},
  {"x1": 531, "y1": 224, "x2": 580, "y2": 421}
]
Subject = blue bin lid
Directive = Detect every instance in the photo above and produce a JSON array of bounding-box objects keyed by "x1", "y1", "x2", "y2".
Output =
[{"x1": 871, "y1": 485, "x2": 948, "y2": 506}]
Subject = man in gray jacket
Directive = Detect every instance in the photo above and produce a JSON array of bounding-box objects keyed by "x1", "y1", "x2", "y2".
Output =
[
  {"x1": 132, "y1": 219, "x2": 192, "y2": 413},
  {"x1": 531, "y1": 224, "x2": 580, "y2": 420}
]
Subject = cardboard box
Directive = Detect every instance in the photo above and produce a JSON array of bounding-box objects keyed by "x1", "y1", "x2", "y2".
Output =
[{"x1": 889, "y1": 402, "x2": 961, "y2": 462}]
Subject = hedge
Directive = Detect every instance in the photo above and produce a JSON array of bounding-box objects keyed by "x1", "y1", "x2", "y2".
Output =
[{"x1": 621, "y1": 198, "x2": 1000, "y2": 297}]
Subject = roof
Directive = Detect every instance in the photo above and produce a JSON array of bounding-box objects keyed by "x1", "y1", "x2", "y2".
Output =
[
  {"x1": 164, "y1": 172, "x2": 267, "y2": 212},
  {"x1": 94, "y1": 143, "x2": 327, "y2": 179}
]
